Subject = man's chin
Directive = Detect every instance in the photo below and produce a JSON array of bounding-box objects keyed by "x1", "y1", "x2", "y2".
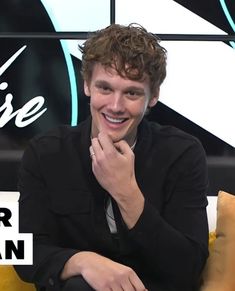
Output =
[
  {"x1": 107, "y1": 134, "x2": 124, "y2": 143},
  {"x1": 97, "y1": 127, "x2": 127, "y2": 143}
]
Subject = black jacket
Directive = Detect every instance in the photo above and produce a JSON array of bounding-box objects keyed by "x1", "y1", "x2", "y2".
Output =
[{"x1": 15, "y1": 117, "x2": 209, "y2": 291}]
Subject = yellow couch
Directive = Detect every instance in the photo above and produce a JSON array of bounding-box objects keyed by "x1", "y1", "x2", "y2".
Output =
[
  {"x1": 1, "y1": 191, "x2": 234, "y2": 291},
  {"x1": 0, "y1": 265, "x2": 35, "y2": 291}
]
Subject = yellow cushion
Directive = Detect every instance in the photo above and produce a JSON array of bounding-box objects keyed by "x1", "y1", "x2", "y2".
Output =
[
  {"x1": 201, "y1": 190, "x2": 235, "y2": 291},
  {"x1": 208, "y1": 231, "x2": 216, "y2": 252},
  {"x1": 0, "y1": 265, "x2": 35, "y2": 291}
]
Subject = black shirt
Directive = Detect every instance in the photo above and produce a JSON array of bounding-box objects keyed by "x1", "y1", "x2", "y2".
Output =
[{"x1": 15, "y1": 117, "x2": 209, "y2": 291}]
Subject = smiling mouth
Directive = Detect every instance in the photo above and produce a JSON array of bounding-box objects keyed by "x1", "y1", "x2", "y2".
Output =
[{"x1": 102, "y1": 113, "x2": 128, "y2": 124}]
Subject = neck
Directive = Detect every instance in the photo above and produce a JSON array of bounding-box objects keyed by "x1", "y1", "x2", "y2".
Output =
[
  {"x1": 130, "y1": 137, "x2": 137, "y2": 150},
  {"x1": 90, "y1": 126, "x2": 137, "y2": 150}
]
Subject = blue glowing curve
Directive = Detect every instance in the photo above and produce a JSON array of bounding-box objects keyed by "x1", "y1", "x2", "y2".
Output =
[
  {"x1": 40, "y1": 0, "x2": 78, "y2": 126},
  {"x1": 219, "y1": 0, "x2": 235, "y2": 48}
]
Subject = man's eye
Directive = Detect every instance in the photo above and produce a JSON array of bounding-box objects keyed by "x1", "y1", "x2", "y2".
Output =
[
  {"x1": 98, "y1": 85, "x2": 111, "y2": 92},
  {"x1": 127, "y1": 91, "x2": 136, "y2": 95},
  {"x1": 126, "y1": 91, "x2": 142, "y2": 99}
]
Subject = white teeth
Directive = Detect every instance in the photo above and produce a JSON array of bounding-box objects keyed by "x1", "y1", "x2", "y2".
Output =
[{"x1": 104, "y1": 115, "x2": 125, "y2": 123}]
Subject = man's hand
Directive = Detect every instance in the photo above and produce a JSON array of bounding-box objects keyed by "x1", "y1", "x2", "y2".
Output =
[
  {"x1": 89, "y1": 132, "x2": 145, "y2": 228},
  {"x1": 61, "y1": 251, "x2": 148, "y2": 291},
  {"x1": 90, "y1": 132, "x2": 135, "y2": 198}
]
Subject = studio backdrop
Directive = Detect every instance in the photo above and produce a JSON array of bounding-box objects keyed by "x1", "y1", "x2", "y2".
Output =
[{"x1": 0, "y1": 0, "x2": 235, "y2": 155}]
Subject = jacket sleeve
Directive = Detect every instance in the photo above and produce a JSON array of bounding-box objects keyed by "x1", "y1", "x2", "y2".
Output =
[
  {"x1": 14, "y1": 141, "x2": 78, "y2": 291},
  {"x1": 128, "y1": 139, "x2": 209, "y2": 288}
]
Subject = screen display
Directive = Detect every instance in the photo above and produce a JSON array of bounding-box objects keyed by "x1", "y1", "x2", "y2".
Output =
[{"x1": 0, "y1": 0, "x2": 234, "y2": 155}]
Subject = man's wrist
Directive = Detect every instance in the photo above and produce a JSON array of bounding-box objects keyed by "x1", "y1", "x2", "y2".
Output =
[
  {"x1": 116, "y1": 185, "x2": 145, "y2": 229},
  {"x1": 61, "y1": 251, "x2": 89, "y2": 280}
]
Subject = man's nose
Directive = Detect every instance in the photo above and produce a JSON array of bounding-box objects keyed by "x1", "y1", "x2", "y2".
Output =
[{"x1": 108, "y1": 93, "x2": 125, "y2": 112}]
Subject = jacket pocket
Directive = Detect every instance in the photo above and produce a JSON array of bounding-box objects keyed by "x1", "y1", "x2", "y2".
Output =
[{"x1": 48, "y1": 189, "x2": 92, "y2": 215}]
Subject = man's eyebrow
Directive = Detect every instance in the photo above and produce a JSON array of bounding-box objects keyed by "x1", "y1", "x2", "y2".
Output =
[
  {"x1": 94, "y1": 80, "x2": 111, "y2": 86},
  {"x1": 94, "y1": 81, "x2": 145, "y2": 92},
  {"x1": 124, "y1": 86, "x2": 145, "y2": 92}
]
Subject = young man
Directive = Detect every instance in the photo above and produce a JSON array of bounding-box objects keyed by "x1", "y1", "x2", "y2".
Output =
[{"x1": 15, "y1": 24, "x2": 209, "y2": 291}]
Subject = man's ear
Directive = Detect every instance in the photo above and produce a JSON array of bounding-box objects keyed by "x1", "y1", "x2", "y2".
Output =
[
  {"x1": 148, "y1": 88, "x2": 160, "y2": 108},
  {"x1": 84, "y1": 80, "x2": 91, "y2": 96}
]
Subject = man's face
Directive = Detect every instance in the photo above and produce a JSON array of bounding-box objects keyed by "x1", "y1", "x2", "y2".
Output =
[{"x1": 84, "y1": 63, "x2": 158, "y2": 145}]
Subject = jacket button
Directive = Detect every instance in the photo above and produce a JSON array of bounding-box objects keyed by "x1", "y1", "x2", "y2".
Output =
[{"x1": 48, "y1": 278, "x2": 54, "y2": 286}]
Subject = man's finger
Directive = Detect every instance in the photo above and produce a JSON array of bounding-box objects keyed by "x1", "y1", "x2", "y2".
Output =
[
  {"x1": 129, "y1": 272, "x2": 147, "y2": 291},
  {"x1": 91, "y1": 137, "x2": 103, "y2": 156},
  {"x1": 114, "y1": 140, "x2": 133, "y2": 155},
  {"x1": 97, "y1": 132, "x2": 116, "y2": 152}
]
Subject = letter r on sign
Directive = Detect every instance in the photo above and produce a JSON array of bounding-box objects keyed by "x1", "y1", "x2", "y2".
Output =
[{"x1": 0, "y1": 208, "x2": 12, "y2": 226}]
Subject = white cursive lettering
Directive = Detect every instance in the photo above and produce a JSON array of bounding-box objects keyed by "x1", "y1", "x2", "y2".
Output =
[{"x1": 0, "y1": 45, "x2": 47, "y2": 128}]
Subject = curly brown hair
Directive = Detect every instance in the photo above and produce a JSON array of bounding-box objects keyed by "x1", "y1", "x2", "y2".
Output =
[{"x1": 79, "y1": 23, "x2": 167, "y2": 95}]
